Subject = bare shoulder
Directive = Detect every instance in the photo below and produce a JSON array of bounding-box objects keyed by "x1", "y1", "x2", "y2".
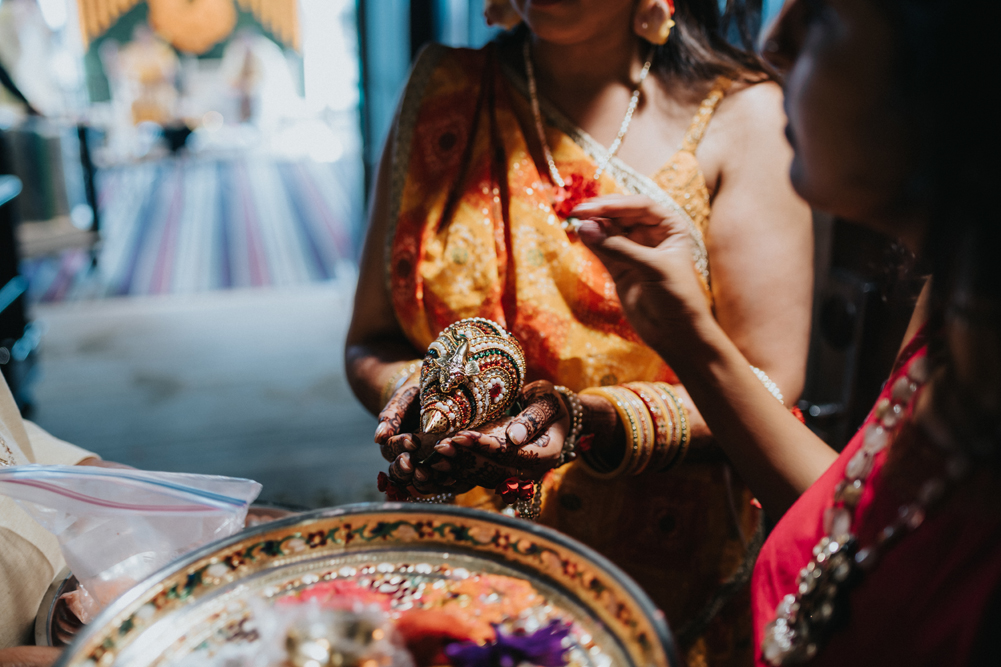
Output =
[
  {"x1": 698, "y1": 79, "x2": 789, "y2": 182},
  {"x1": 719, "y1": 79, "x2": 784, "y2": 118},
  {"x1": 708, "y1": 80, "x2": 786, "y2": 145}
]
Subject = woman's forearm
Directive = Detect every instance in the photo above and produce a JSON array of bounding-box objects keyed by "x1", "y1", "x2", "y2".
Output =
[{"x1": 660, "y1": 313, "x2": 838, "y2": 517}]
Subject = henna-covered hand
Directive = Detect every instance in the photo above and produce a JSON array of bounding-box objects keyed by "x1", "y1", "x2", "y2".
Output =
[
  {"x1": 505, "y1": 380, "x2": 567, "y2": 446},
  {"x1": 414, "y1": 381, "x2": 569, "y2": 491},
  {"x1": 381, "y1": 380, "x2": 568, "y2": 496},
  {"x1": 380, "y1": 418, "x2": 560, "y2": 496},
  {"x1": 383, "y1": 430, "x2": 473, "y2": 495},
  {"x1": 375, "y1": 379, "x2": 420, "y2": 445}
]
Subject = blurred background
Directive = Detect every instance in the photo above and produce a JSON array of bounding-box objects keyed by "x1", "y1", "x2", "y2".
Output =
[{"x1": 0, "y1": 0, "x2": 918, "y2": 509}]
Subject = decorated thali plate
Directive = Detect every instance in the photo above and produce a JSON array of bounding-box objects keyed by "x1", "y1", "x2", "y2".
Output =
[{"x1": 55, "y1": 503, "x2": 677, "y2": 667}]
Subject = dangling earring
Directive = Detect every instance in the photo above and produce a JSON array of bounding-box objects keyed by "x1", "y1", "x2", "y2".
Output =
[
  {"x1": 484, "y1": 0, "x2": 522, "y2": 30},
  {"x1": 634, "y1": 0, "x2": 676, "y2": 45}
]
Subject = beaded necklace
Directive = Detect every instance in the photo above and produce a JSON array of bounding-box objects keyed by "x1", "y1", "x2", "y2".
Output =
[
  {"x1": 523, "y1": 38, "x2": 652, "y2": 232},
  {"x1": 763, "y1": 353, "x2": 971, "y2": 664}
]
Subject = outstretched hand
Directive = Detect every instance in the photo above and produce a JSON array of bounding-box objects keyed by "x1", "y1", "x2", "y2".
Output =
[
  {"x1": 573, "y1": 195, "x2": 716, "y2": 360},
  {"x1": 380, "y1": 380, "x2": 569, "y2": 497}
]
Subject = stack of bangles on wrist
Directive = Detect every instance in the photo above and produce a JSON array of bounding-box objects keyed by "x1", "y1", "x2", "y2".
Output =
[
  {"x1": 578, "y1": 382, "x2": 690, "y2": 478},
  {"x1": 574, "y1": 366, "x2": 784, "y2": 478},
  {"x1": 381, "y1": 360, "x2": 423, "y2": 407}
]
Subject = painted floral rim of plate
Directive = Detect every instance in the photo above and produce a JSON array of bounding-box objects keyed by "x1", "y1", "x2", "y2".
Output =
[{"x1": 54, "y1": 503, "x2": 676, "y2": 667}]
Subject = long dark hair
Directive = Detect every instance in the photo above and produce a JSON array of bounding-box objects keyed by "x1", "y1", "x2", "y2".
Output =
[
  {"x1": 655, "y1": 0, "x2": 776, "y2": 84},
  {"x1": 885, "y1": 0, "x2": 1001, "y2": 458}
]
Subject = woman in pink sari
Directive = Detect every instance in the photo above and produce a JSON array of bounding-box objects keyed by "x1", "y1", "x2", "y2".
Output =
[{"x1": 581, "y1": 0, "x2": 1001, "y2": 663}]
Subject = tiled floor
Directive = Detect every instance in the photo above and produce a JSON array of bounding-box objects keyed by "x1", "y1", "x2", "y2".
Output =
[{"x1": 27, "y1": 278, "x2": 383, "y2": 508}]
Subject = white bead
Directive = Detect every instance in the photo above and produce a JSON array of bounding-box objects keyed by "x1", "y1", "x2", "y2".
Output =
[
  {"x1": 824, "y1": 507, "x2": 852, "y2": 541},
  {"x1": 874, "y1": 397, "x2": 891, "y2": 419},
  {"x1": 777, "y1": 594, "x2": 798, "y2": 617},
  {"x1": 845, "y1": 450, "x2": 873, "y2": 480},
  {"x1": 891, "y1": 376, "x2": 916, "y2": 402},
  {"x1": 863, "y1": 425, "x2": 889, "y2": 454}
]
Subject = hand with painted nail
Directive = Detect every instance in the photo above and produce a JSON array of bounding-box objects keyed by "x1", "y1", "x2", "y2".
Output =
[
  {"x1": 432, "y1": 381, "x2": 569, "y2": 490},
  {"x1": 380, "y1": 379, "x2": 568, "y2": 496},
  {"x1": 504, "y1": 380, "x2": 569, "y2": 451},
  {"x1": 375, "y1": 374, "x2": 421, "y2": 446}
]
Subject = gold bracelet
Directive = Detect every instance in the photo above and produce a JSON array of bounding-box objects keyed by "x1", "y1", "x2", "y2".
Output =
[
  {"x1": 618, "y1": 386, "x2": 656, "y2": 475},
  {"x1": 624, "y1": 382, "x2": 674, "y2": 473},
  {"x1": 381, "y1": 360, "x2": 423, "y2": 407},
  {"x1": 653, "y1": 382, "x2": 690, "y2": 471},
  {"x1": 647, "y1": 382, "x2": 681, "y2": 470},
  {"x1": 579, "y1": 387, "x2": 635, "y2": 478},
  {"x1": 579, "y1": 386, "x2": 655, "y2": 478}
]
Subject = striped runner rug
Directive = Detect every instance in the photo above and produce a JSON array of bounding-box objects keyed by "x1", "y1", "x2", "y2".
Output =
[{"x1": 20, "y1": 156, "x2": 361, "y2": 302}]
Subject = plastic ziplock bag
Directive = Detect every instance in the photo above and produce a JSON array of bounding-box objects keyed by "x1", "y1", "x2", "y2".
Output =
[{"x1": 0, "y1": 465, "x2": 261, "y2": 618}]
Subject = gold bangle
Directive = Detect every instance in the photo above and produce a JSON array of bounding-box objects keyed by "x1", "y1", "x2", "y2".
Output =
[
  {"x1": 646, "y1": 382, "x2": 681, "y2": 470},
  {"x1": 666, "y1": 384, "x2": 690, "y2": 469},
  {"x1": 653, "y1": 382, "x2": 690, "y2": 471},
  {"x1": 381, "y1": 360, "x2": 422, "y2": 407},
  {"x1": 579, "y1": 387, "x2": 635, "y2": 478},
  {"x1": 579, "y1": 386, "x2": 655, "y2": 478},
  {"x1": 618, "y1": 386, "x2": 656, "y2": 475},
  {"x1": 624, "y1": 382, "x2": 674, "y2": 473}
]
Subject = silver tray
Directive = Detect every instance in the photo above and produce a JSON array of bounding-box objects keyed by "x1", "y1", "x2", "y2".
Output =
[{"x1": 54, "y1": 503, "x2": 677, "y2": 667}]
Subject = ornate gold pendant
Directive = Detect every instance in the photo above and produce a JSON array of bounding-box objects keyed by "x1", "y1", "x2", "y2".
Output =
[{"x1": 419, "y1": 318, "x2": 527, "y2": 437}]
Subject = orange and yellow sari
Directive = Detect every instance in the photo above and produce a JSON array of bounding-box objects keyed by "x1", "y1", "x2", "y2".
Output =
[{"x1": 387, "y1": 42, "x2": 760, "y2": 666}]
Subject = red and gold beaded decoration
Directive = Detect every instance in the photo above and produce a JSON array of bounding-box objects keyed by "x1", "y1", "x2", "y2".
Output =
[{"x1": 419, "y1": 318, "x2": 527, "y2": 437}]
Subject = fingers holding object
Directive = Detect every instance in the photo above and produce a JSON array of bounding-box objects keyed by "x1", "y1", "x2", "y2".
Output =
[
  {"x1": 380, "y1": 433, "x2": 420, "y2": 462},
  {"x1": 375, "y1": 385, "x2": 420, "y2": 444},
  {"x1": 411, "y1": 458, "x2": 458, "y2": 495},
  {"x1": 388, "y1": 452, "x2": 414, "y2": 486},
  {"x1": 571, "y1": 194, "x2": 670, "y2": 224},
  {"x1": 506, "y1": 381, "x2": 565, "y2": 447},
  {"x1": 450, "y1": 430, "x2": 552, "y2": 472},
  {"x1": 433, "y1": 437, "x2": 457, "y2": 458},
  {"x1": 411, "y1": 463, "x2": 438, "y2": 494}
]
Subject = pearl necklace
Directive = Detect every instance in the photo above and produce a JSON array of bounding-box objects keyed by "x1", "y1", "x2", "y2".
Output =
[
  {"x1": 522, "y1": 39, "x2": 653, "y2": 189},
  {"x1": 763, "y1": 354, "x2": 971, "y2": 664}
]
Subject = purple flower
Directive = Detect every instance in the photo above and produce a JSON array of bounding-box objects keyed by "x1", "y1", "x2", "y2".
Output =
[{"x1": 445, "y1": 621, "x2": 571, "y2": 667}]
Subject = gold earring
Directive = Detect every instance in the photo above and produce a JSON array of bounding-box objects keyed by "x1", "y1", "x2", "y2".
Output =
[{"x1": 634, "y1": 0, "x2": 676, "y2": 45}]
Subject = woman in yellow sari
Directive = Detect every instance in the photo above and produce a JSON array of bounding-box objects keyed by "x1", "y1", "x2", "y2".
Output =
[{"x1": 346, "y1": 1, "x2": 812, "y2": 664}]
